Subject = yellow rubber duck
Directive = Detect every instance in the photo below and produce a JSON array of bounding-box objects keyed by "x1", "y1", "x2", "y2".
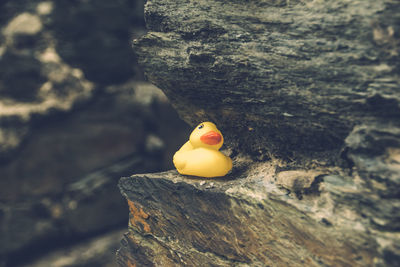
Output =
[{"x1": 173, "y1": 122, "x2": 232, "y2": 177}]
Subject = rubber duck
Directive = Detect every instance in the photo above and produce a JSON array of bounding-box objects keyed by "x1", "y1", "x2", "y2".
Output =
[{"x1": 173, "y1": 122, "x2": 232, "y2": 177}]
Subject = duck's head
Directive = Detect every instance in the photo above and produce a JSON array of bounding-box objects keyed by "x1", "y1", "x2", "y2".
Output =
[{"x1": 189, "y1": 122, "x2": 224, "y2": 150}]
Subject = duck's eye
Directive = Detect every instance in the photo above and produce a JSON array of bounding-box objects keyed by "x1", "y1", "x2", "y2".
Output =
[{"x1": 198, "y1": 124, "x2": 204, "y2": 129}]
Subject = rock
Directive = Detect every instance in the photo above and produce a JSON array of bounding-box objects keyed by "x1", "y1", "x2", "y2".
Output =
[
  {"x1": 0, "y1": 1, "x2": 192, "y2": 264},
  {"x1": 0, "y1": 80, "x2": 186, "y2": 202},
  {"x1": 0, "y1": 157, "x2": 133, "y2": 266},
  {"x1": 118, "y1": 167, "x2": 389, "y2": 266},
  {"x1": 0, "y1": 0, "x2": 146, "y2": 159},
  {"x1": 50, "y1": 0, "x2": 142, "y2": 84},
  {"x1": 25, "y1": 228, "x2": 125, "y2": 267},
  {"x1": 276, "y1": 169, "x2": 325, "y2": 198},
  {"x1": 133, "y1": 0, "x2": 400, "y2": 163},
  {"x1": 343, "y1": 123, "x2": 400, "y2": 231},
  {"x1": 0, "y1": 0, "x2": 93, "y2": 158},
  {"x1": 0, "y1": 80, "x2": 190, "y2": 266},
  {"x1": 118, "y1": 0, "x2": 400, "y2": 266}
]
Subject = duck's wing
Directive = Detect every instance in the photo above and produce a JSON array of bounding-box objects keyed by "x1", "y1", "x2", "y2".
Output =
[
  {"x1": 173, "y1": 141, "x2": 193, "y2": 170},
  {"x1": 173, "y1": 151, "x2": 186, "y2": 170}
]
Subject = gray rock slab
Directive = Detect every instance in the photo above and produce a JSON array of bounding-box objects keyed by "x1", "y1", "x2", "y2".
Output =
[
  {"x1": 133, "y1": 0, "x2": 400, "y2": 163},
  {"x1": 118, "y1": 162, "x2": 399, "y2": 266}
]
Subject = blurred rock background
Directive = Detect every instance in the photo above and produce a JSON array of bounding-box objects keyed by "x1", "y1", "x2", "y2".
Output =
[{"x1": 0, "y1": 0, "x2": 190, "y2": 266}]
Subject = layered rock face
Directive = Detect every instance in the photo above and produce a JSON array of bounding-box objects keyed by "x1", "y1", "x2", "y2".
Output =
[
  {"x1": 0, "y1": 0, "x2": 145, "y2": 159},
  {"x1": 0, "y1": 1, "x2": 190, "y2": 266},
  {"x1": 118, "y1": 0, "x2": 400, "y2": 266}
]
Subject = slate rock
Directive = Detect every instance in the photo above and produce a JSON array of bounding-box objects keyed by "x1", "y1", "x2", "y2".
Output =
[
  {"x1": 118, "y1": 0, "x2": 400, "y2": 266},
  {"x1": 0, "y1": 0, "x2": 146, "y2": 158},
  {"x1": 118, "y1": 165, "x2": 397, "y2": 266},
  {"x1": 133, "y1": 0, "x2": 400, "y2": 163},
  {"x1": 25, "y1": 228, "x2": 125, "y2": 267},
  {"x1": 0, "y1": 80, "x2": 190, "y2": 266},
  {"x1": 0, "y1": 1, "x2": 192, "y2": 264}
]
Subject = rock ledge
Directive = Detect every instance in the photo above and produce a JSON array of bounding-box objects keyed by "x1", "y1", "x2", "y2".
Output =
[{"x1": 118, "y1": 159, "x2": 398, "y2": 266}]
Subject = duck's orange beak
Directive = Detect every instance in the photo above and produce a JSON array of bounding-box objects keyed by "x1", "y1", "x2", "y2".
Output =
[{"x1": 200, "y1": 131, "x2": 222, "y2": 145}]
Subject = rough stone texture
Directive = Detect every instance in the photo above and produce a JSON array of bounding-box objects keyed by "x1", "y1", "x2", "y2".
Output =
[
  {"x1": 0, "y1": 1, "x2": 191, "y2": 266},
  {"x1": 25, "y1": 228, "x2": 126, "y2": 267},
  {"x1": 0, "y1": 156, "x2": 139, "y2": 266},
  {"x1": 0, "y1": 0, "x2": 145, "y2": 159},
  {"x1": 118, "y1": 0, "x2": 400, "y2": 266},
  {"x1": 118, "y1": 165, "x2": 398, "y2": 266},
  {"x1": 0, "y1": 81, "x2": 187, "y2": 203},
  {"x1": 0, "y1": 1, "x2": 94, "y2": 159},
  {"x1": 134, "y1": 0, "x2": 400, "y2": 163},
  {"x1": 0, "y1": 81, "x2": 190, "y2": 266}
]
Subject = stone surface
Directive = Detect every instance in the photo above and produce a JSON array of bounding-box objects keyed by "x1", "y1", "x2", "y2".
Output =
[
  {"x1": 118, "y1": 0, "x2": 400, "y2": 266},
  {"x1": 50, "y1": 0, "x2": 143, "y2": 85},
  {"x1": 1, "y1": 156, "x2": 135, "y2": 266},
  {"x1": 0, "y1": 0, "x2": 145, "y2": 159},
  {"x1": 133, "y1": 0, "x2": 400, "y2": 163},
  {"x1": 0, "y1": 1, "x2": 94, "y2": 159},
  {"x1": 118, "y1": 166, "x2": 397, "y2": 266},
  {"x1": 0, "y1": 80, "x2": 190, "y2": 266},
  {"x1": 0, "y1": 0, "x2": 191, "y2": 265},
  {"x1": 25, "y1": 228, "x2": 125, "y2": 267},
  {"x1": 0, "y1": 81, "x2": 187, "y2": 202}
]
